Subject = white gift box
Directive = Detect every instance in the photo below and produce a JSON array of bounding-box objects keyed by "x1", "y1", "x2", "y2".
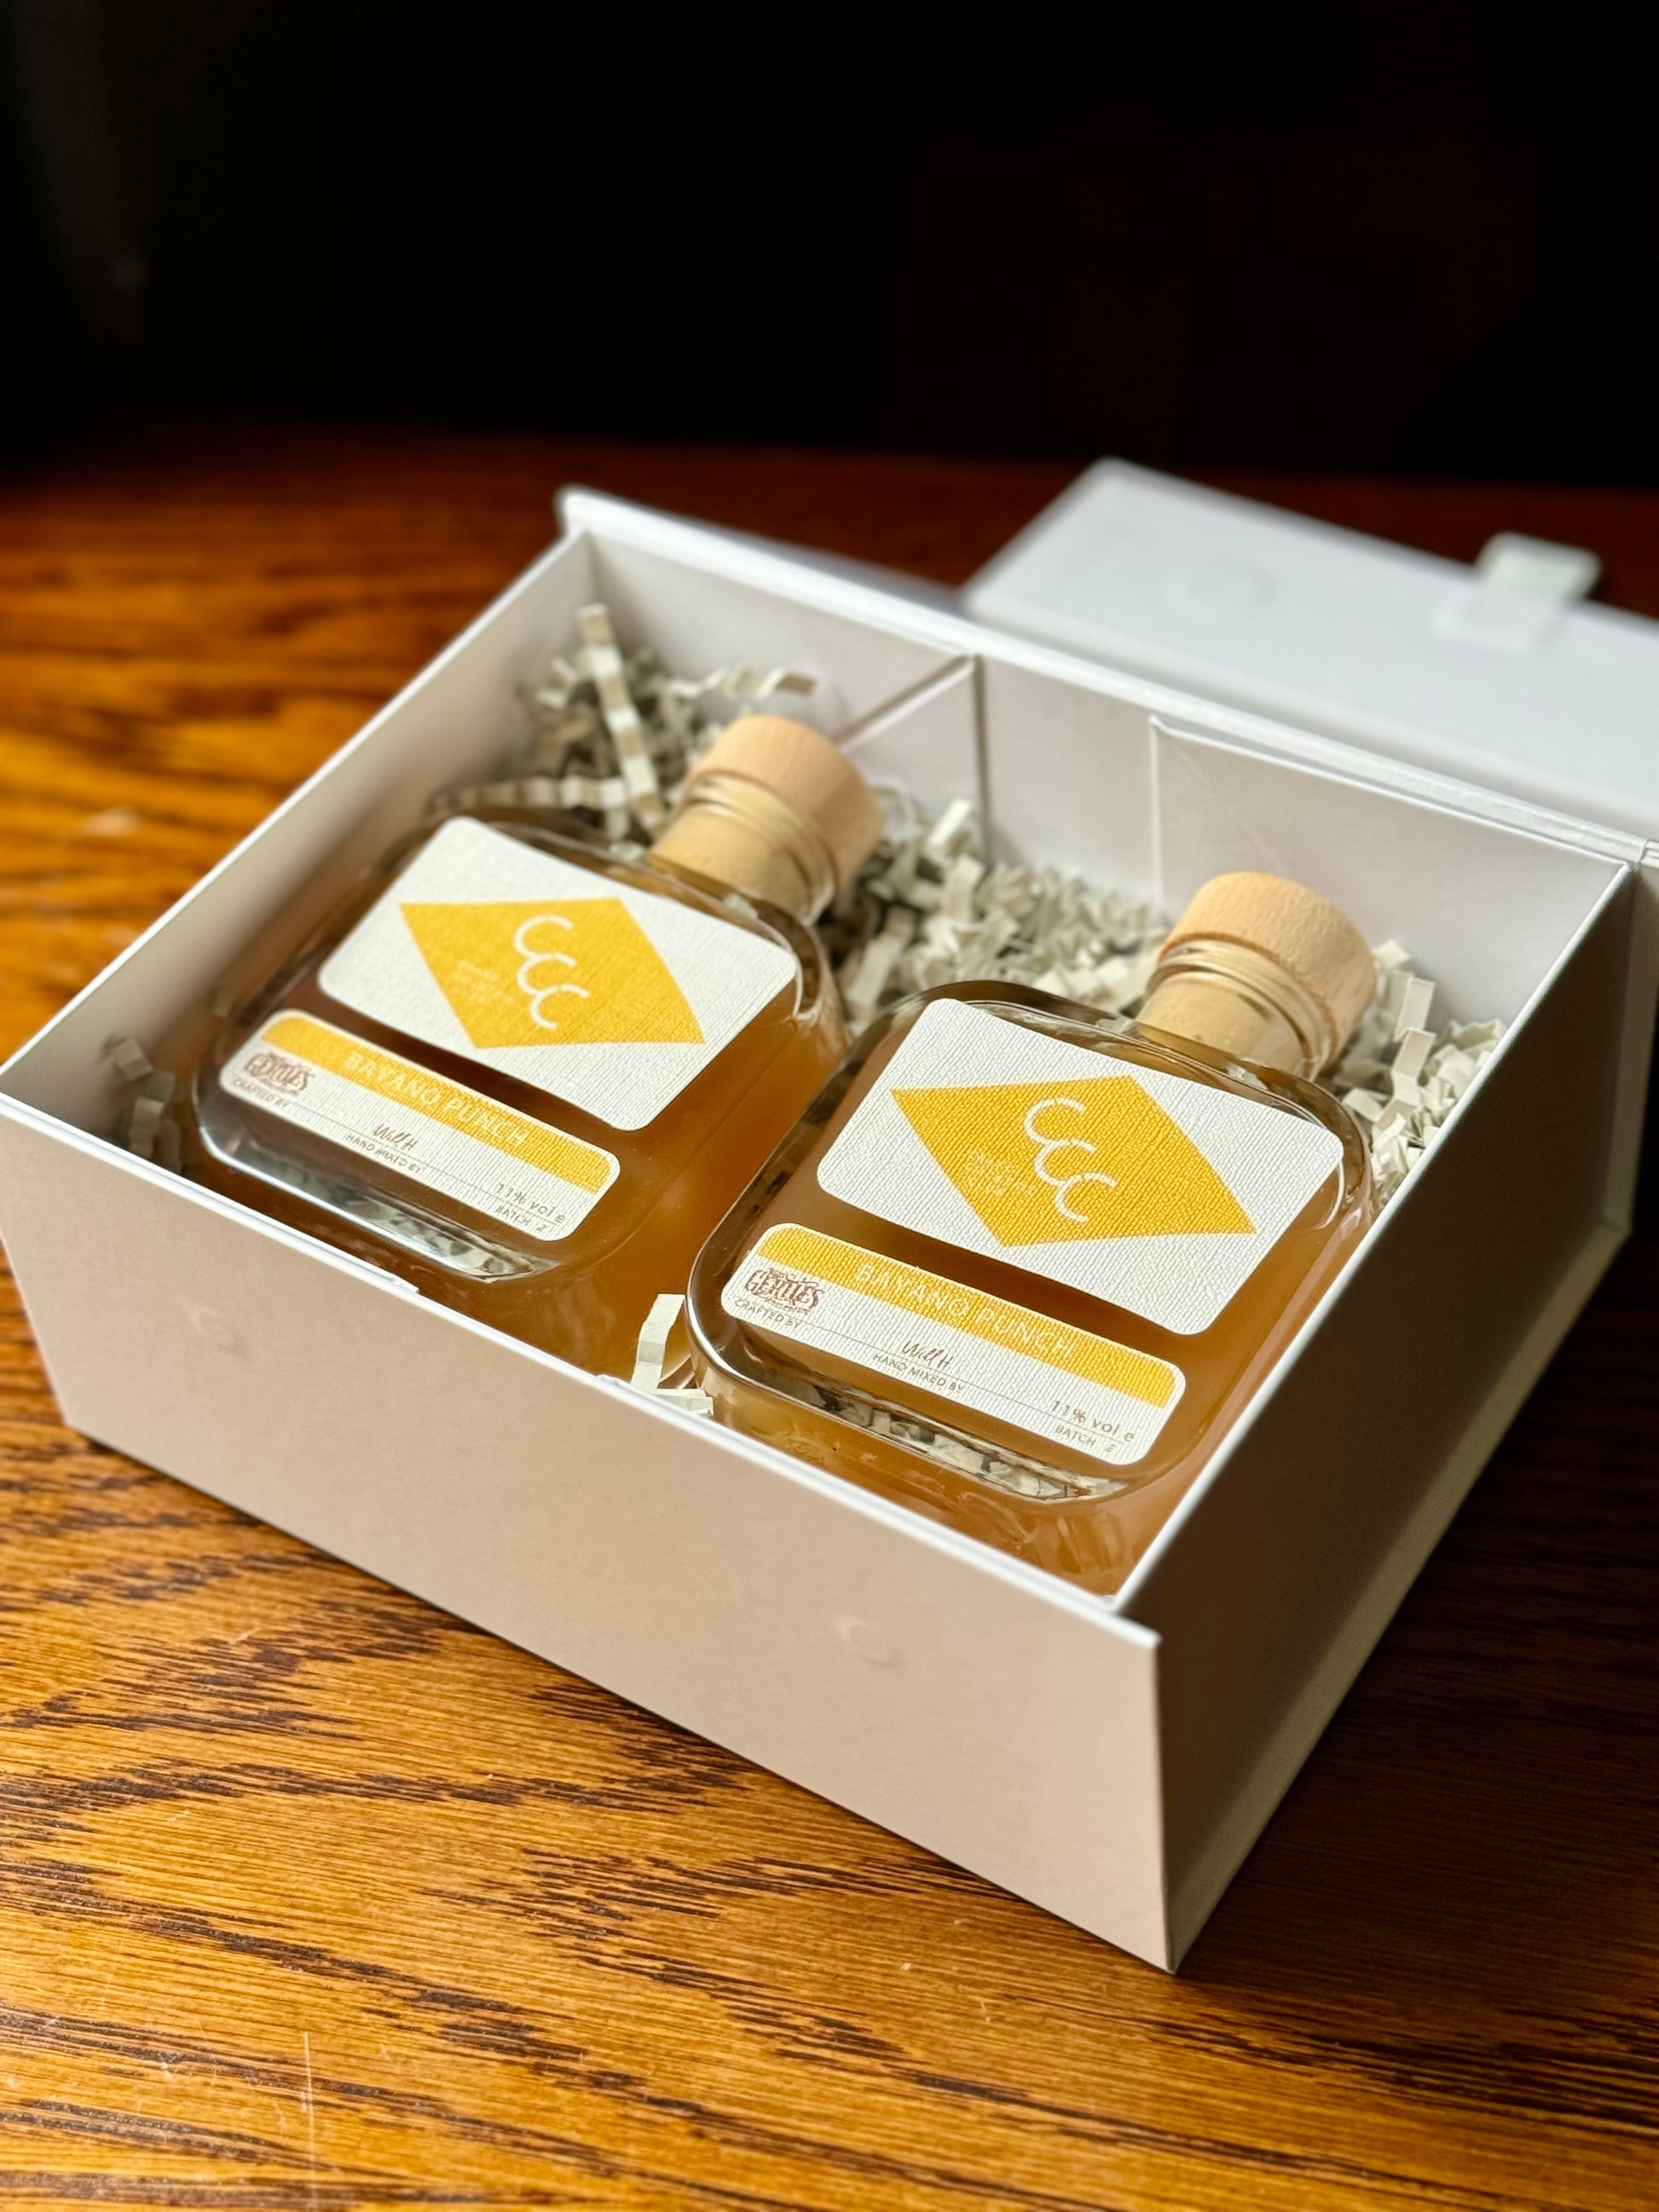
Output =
[{"x1": 2, "y1": 488, "x2": 1654, "y2": 1970}]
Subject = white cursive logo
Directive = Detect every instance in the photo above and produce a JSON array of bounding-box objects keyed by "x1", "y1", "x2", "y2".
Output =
[
  {"x1": 1022, "y1": 1096, "x2": 1117, "y2": 1224},
  {"x1": 512, "y1": 914, "x2": 591, "y2": 1032}
]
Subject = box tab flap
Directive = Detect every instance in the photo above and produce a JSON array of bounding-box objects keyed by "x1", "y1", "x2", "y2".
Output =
[{"x1": 965, "y1": 461, "x2": 1659, "y2": 841}]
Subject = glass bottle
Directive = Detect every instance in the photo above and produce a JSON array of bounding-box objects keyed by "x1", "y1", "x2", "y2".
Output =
[
  {"x1": 687, "y1": 871, "x2": 1379, "y2": 1594},
  {"x1": 186, "y1": 714, "x2": 882, "y2": 1377}
]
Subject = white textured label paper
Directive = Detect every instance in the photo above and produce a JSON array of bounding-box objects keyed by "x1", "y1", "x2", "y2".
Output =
[
  {"x1": 223, "y1": 1013, "x2": 619, "y2": 1242},
  {"x1": 817, "y1": 998, "x2": 1344, "y2": 1334},
  {"x1": 318, "y1": 817, "x2": 798, "y2": 1130},
  {"x1": 723, "y1": 1224, "x2": 1183, "y2": 1466}
]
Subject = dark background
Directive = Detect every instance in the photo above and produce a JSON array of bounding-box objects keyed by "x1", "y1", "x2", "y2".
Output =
[{"x1": 3, "y1": 0, "x2": 1658, "y2": 477}]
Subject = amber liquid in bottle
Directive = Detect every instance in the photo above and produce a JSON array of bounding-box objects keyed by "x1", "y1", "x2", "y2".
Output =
[
  {"x1": 688, "y1": 874, "x2": 1379, "y2": 1594},
  {"x1": 183, "y1": 715, "x2": 882, "y2": 1379}
]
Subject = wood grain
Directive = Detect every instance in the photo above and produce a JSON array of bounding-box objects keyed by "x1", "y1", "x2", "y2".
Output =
[{"x1": 1, "y1": 430, "x2": 1656, "y2": 2210}]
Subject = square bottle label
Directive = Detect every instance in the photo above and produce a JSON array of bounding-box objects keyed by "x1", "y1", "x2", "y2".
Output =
[
  {"x1": 318, "y1": 817, "x2": 798, "y2": 1130},
  {"x1": 222, "y1": 1013, "x2": 620, "y2": 1243},
  {"x1": 816, "y1": 998, "x2": 1344, "y2": 1334}
]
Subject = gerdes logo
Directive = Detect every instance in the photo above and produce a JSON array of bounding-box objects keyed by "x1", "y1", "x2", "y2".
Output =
[
  {"x1": 893, "y1": 1075, "x2": 1254, "y2": 1245},
  {"x1": 743, "y1": 1262, "x2": 822, "y2": 1311},
  {"x1": 243, "y1": 1049, "x2": 310, "y2": 1094},
  {"x1": 398, "y1": 897, "x2": 704, "y2": 1049}
]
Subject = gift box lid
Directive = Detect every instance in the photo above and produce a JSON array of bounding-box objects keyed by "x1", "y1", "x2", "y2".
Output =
[{"x1": 964, "y1": 460, "x2": 1659, "y2": 844}]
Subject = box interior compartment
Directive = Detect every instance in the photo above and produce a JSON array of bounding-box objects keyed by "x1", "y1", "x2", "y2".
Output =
[{"x1": 0, "y1": 500, "x2": 1645, "y2": 1968}]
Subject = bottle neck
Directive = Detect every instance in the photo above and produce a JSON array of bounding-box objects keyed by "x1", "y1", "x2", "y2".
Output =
[
  {"x1": 1136, "y1": 936, "x2": 1338, "y2": 1077},
  {"x1": 650, "y1": 771, "x2": 839, "y2": 921}
]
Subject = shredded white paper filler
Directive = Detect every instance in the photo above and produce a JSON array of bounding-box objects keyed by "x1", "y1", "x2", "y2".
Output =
[
  {"x1": 107, "y1": 600, "x2": 1504, "y2": 1413},
  {"x1": 625, "y1": 1292, "x2": 713, "y2": 1414},
  {"x1": 435, "y1": 601, "x2": 818, "y2": 843},
  {"x1": 821, "y1": 784, "x2": 1162, "y2": 1028},
  {"x1": 107, "y1": 1036, "x2": 182, "y2": 1170}
]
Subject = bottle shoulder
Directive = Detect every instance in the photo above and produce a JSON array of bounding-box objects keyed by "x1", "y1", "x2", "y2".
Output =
[
  {"x1": 425, "y1": 813, "x2": 827, "y2": 995},
  {"x1": 230, "y1": 806, "x2": 830, "y2": 1037},
  {"x1": 416, "y1": 811, "x2": 825, "y2": 978},
  {"x1": 857, "y1": 981, "x2": 1357, "y2": 1112}
]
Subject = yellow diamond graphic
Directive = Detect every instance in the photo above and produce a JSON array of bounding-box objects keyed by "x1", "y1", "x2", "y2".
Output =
[
  {"x1": 893, "y1": 1075, "x2": 1253, "y2": 1244},
  {"x1": 399, "y1": 898, "x2": 704, "y2": 1048}
]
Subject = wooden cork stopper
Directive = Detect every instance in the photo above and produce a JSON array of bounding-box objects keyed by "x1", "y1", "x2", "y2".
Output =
[
  {"x1": 679, "y1": 715, "x2": 883, "y2": 889},
  {"x1": 1160, "y1": 872, "x2": 1376, "y2": 1052}
]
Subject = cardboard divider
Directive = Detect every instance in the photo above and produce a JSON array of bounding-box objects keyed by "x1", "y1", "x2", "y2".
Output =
[
  {"x1": 841, "y1": 661, "x2": 981, "y2": 817},
  {"x1": 976, "y1": 653, "x2": 1159, "y2": 889}
]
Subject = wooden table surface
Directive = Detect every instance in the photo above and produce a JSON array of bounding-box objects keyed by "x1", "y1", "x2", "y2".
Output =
[{"x1": 1, "y1": 430, "x2": 1656, "y2": 2211}]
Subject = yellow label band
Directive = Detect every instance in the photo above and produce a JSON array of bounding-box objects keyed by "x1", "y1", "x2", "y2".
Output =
[
  {"x1": 263, "y1": 1014, "x2": 614, "y2": 1193},
  {"x1": 223, "y1": 1013, "x2": 620, "y2": 1245},
  {"x1": 754, "y1": 1224, "x2": 1177, "y2": 1407},
  {"x1": 723, "y1": 1222, "x2": 1183, "y2": 1468}
]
